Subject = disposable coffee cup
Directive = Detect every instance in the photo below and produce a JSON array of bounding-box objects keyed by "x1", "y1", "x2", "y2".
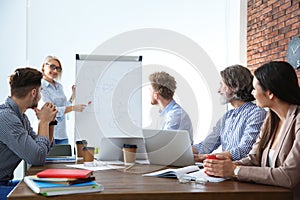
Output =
[
  {"x1": 122, "y1": 144, "x2": 137, "y2": 165},
  {"x1": 76, "y1": 140, "x2": 87, "y2": 158},
  {"x1": 83, "y1": 146, "x2": 95, "y2": 162}
]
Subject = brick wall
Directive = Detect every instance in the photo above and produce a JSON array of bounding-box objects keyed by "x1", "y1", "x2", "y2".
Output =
[{"x1": 247, "y1": 0, "x2": 300, "y2": 82}]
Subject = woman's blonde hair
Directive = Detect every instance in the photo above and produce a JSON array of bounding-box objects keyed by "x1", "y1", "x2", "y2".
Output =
[{"x1": 41, "y1": 55, "x2": 63, "y2": 80}]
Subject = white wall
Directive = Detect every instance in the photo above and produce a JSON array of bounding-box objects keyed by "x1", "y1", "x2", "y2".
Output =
[
  {"x1": 0, "y1": 0, "x2": 27, "y2": 102},
  {"x1": 0, "y1": 0, "x2": 246, "y2": 177}
]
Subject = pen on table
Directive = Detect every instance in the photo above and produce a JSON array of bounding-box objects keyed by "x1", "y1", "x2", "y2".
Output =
[{"x1": 124, "y1": 164, "x2": 135, "y2": 171}]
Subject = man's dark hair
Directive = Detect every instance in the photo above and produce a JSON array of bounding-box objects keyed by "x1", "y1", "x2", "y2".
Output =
[{"x1": 9, "y1": 67, "x2": 43, "y2": 98}]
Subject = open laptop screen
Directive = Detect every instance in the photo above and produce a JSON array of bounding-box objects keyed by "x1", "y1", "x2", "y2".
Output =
[
  {"x1": 97, "y1": 137, "x2": 147, "y2": 161},
  {"x1": 143, "y1": 129, "x2": 194, "y2": 167}
]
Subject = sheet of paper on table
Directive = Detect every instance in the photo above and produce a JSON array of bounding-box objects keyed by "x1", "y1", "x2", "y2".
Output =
[{"x1": 66, "y1": 160, "x2": 125, "y2": 171}]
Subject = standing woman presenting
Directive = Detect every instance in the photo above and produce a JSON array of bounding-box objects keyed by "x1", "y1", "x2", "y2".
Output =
[{"x1": 41, "y1": 55, "x2": 86, "y2": 144}]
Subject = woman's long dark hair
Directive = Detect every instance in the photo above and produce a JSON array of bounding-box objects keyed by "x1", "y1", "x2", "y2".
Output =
[{"x1": 254, "y1": 61, "x2": 300, "y2": 162}]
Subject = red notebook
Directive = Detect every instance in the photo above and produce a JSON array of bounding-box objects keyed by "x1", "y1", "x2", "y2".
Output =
[{"x1": 36, "y1": 169, "x2": 93, "y2": 179}]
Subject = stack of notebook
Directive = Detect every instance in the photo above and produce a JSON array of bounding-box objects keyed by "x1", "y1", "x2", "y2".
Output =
[{"x1": 24, "y1": 168, "x2": 103, "y2": 196}]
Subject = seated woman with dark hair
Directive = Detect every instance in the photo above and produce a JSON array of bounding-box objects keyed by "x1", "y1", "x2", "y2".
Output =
[{"x1": 204, "y1": 61, "x2": 300, "y2": 200}]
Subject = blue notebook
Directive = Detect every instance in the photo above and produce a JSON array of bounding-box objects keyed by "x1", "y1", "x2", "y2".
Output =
[{"x1": 24, "y1": 176, "x2": 103, "y2": 196}]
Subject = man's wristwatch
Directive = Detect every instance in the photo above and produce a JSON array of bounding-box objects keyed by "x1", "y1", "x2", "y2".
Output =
[
  {"x1": 49, "y1": 120, "x2": 58, "y2": 126},
  {"x1": 233, "y1": 165, "x2": 240, "y2": 178}
]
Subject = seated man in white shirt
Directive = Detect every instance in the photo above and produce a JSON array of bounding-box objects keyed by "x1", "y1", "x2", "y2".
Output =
[{"x1": 148, "y1": 71, "x2": 193, "y2": 143}]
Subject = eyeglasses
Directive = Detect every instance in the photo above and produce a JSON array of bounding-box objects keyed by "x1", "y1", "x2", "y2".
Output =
[
  {"x1": 178, "y1": 174, "x2": 207, "y2": 184},
  {"x1": 45, "y1": 63, "x2": 62, "y2": 72}
]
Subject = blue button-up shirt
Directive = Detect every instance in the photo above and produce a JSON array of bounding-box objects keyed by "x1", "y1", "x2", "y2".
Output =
[
  {"x1": 0, "y1": 97, "x2": 51, "y2": 181},
  {"x1": 41, "y1": 79, "x2": 70, "y2": 140},
  {"x1": 193, "y1": 102, "x2": 266, "y2": 160},
  {"x1": 159, "y1": 99, "x2": 193, "y2": 143}
]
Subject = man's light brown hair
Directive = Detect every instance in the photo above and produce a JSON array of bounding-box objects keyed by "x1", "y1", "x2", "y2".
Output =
[{"x1": 149, "y1": 71, "x2": 177, "y2": 100}]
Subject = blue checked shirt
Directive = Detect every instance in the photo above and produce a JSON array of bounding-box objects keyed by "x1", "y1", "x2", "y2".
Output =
[
  {"x1": 41, "y1": 79, "x2": 71, "y2": 140},
  {"x1": 159, "y1": 100, "x2": 193, "y2": 143},
  {"x1": 0, "y1": 97, "x2": 51, "y2": 181},
  {"x1": 193, "y1": 102, "x2": 266, "y2": 160}
]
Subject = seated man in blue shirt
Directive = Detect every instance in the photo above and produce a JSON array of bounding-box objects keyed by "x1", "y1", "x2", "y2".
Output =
[
  {"x1": 0, "y1": 67, "x2": 58, "y2": 200},
  {"x1": 148, "y1": 71, "x2": 193, "y2": 143},
  {"x1": 193, "y1": 65, "x2": 266, "y2": 161}
]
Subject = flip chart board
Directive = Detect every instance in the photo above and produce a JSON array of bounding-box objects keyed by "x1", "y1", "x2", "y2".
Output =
[{"x1": 75, "y1": 54, "x2": 142, "y2": 147}]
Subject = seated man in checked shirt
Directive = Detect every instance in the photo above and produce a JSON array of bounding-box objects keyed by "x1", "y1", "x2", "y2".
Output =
[
  {"x1": 193, "y1": 65, "x2": 266, "y2": 161},
  {"x1": 0, "y1": 67, "x2": 58, "y2": 200}
]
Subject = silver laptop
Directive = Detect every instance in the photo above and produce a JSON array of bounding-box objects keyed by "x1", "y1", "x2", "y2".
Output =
[
  {"x1": 143, "y1": 129, "x2": 195, "y2": 167},
  {"x1": 97, "y1": 137, "x2": 148, "y2": 161}
]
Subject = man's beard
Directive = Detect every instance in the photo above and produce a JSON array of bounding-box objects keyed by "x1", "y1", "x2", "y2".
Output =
[
  {"x1": 30, "y1": 92, "x2": 39, "y2": 109},
  {"x1": 150, "y1": 98, "x2": 158, "y2": 105},
  {"x1": 219, "y1": 91, "x2": 235, "y2": 105}
]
